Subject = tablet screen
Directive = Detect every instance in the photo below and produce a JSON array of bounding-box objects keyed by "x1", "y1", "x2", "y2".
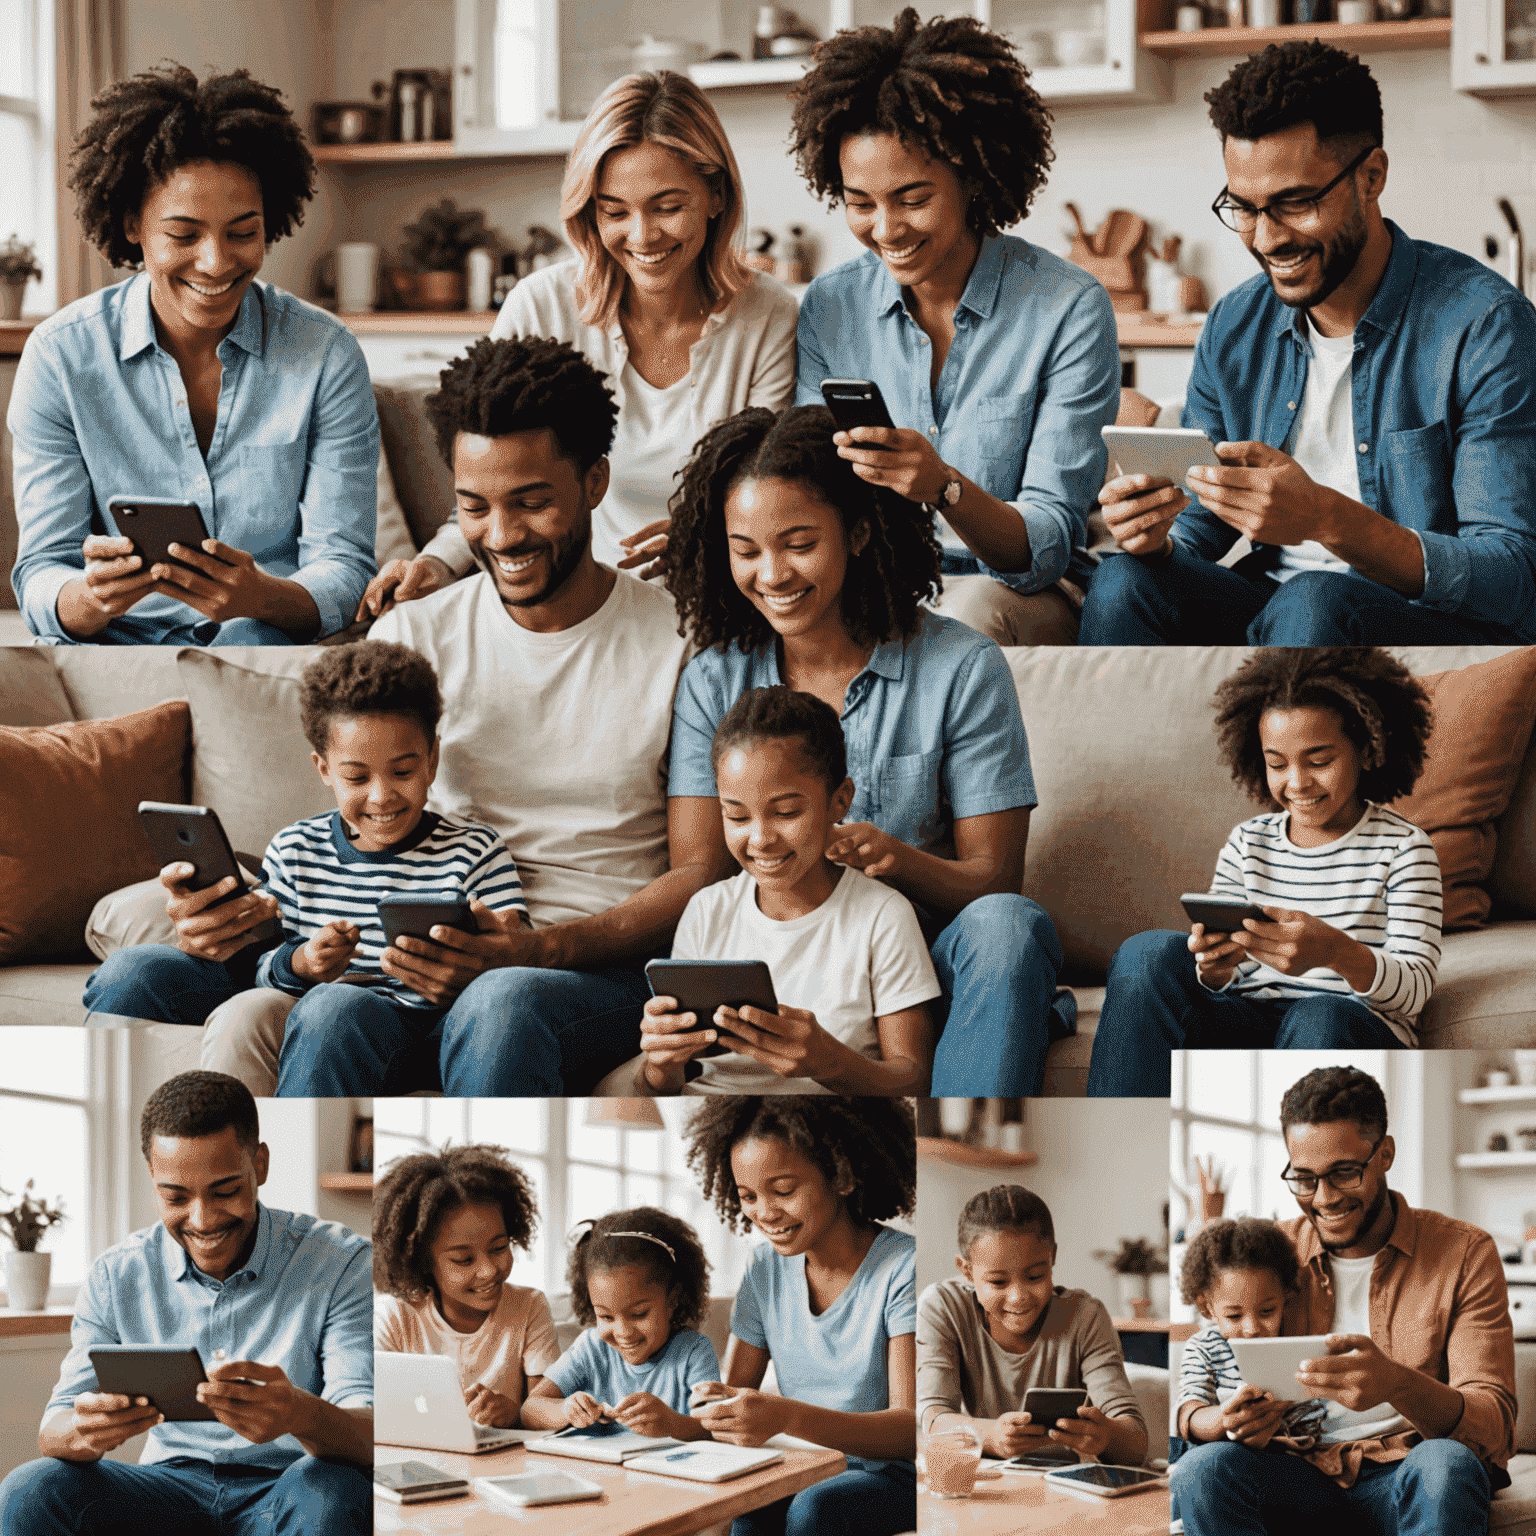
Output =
[{"x1": 1048, "y1": 1464, "x2": 1163, "y2": 1489}]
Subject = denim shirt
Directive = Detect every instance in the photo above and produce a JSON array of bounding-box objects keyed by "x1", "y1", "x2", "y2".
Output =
[
  {"x1": 9, "y1": 274, "x2": 379, "y2": 641},
  {"x1": 669, "y1": 610, "x2": 1036, "y2": 859},
  {"x1": 45, "y1": 1204, "x2": 373, "y2": 1470},
  {"x1": 795, "y1": 235, "x2": 1120, "y2": 593},
  {"x1": 1175, "y1": 221, "x2": 1536, "y2": 639}
]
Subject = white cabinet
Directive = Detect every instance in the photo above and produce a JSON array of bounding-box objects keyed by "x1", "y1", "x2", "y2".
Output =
[{"x1": 1453, "y1": 0, "x2": 1536, "y2": 94}]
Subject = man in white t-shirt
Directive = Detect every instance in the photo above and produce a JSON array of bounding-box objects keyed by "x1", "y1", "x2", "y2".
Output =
[
  {"x1": 1174, "y1": 1065, "x2": 1516, "y2": 1536},
  {"x1": 182, "y1": 336, "x2": 731, "y2": 1095}
]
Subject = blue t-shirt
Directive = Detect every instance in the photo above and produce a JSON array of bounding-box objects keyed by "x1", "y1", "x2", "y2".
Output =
[
  {"x1": 544, "y1": 1325, "x2": 720, "y2": 1416},
  {"x1": 669, "y1": 610, "x2": 1035, "y2": 860},
  {"x1": 731, "y1": 1224, "x2": 915, "y2": 1430}
]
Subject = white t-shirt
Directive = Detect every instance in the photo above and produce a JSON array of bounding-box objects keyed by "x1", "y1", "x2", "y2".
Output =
[
  {"x1": 1275, "y1": 317, "x2": 1360, "y2": 580},
  {"x1": 370, "y1": 570, "x2": 691, "y2": 928},
  {"x1": 1316, "y1": 1251, "x2": 1411, "y2": 1444},
  {"x1": 596, "y1": 363, "x2": 695, "y2": 567},
  {"x1": 671, "y1": 865, "x2": 941, "y2": 1095}
]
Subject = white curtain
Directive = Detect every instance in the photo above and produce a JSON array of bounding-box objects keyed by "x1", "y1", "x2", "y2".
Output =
[{"x1": 53, "y1": 0, "x2": 123, "y2": 306}]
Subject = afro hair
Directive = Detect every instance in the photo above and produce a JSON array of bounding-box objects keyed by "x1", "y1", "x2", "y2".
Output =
[
  {"x1": 1279, "y1": 1064, "x2": 1388, "y2": 1143},
  {"x1": 1179, "y1": 1217, "x2": 1301, "y2": 1310},
  {"x1": 1205, "y1": 41, "x2": 1383, "y2": 155},
  {"x1": 565, "y1": 1207, "x2": 711, "y2": 1334},
  {"x1": 299, "y1": 640, "x2": 442, "y2": 756}
]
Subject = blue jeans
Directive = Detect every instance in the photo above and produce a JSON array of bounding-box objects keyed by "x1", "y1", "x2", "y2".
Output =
[
  {"x1": 1086, "y1": 930, "x2": 1405, "y2": 1097},
  {"x1": 1080, "y1": 545, "x2": 1508, "y2": 645},
  {"x1": 731, "y1": 1458, "x2": 915, "y2": 1536},
  {"x1": 84, "y1": 943, "x2": 253, "y2": 1023},
  {"x1": 279, "y1": 966, "x2": 653, "y2": 1096},
  {"x1": 1173, "y1": 1437, "x2": 1491, "y2": 1536},
  {"x1": 928, "y1": 894, "x2": 1069, "y2": 1097},
  {"x1": 65, "y1": 615, "x2": 297, "y2": 646},
  {"x1": 0, "y1": 1453, "x2": 369, "y2": 1536}
]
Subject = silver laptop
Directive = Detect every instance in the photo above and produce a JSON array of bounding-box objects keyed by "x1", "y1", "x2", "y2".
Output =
[{"x1": 376, "y1": 1351, "x2": 531, "y2": 1454}]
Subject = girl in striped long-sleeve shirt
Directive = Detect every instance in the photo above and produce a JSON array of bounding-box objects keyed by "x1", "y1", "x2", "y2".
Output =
[{"x1": 1087, "y1": 649, "x2": 1440, "y2": 1097}]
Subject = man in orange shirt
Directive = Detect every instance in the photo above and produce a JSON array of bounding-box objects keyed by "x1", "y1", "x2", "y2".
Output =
[{"x1": 1174, "y1": 1064, "x2": 1516, "y2": 1534}]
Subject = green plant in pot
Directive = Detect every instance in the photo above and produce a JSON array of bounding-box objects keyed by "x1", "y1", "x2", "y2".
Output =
[
  {"x1": 1, "y1": 1179, "x2": 67, "y2": 1311},
  {"x1": 397, "y1": 200, "x2": 496, "y2": 312},
  {"x1": 1092, "y1": 1236, "x2": 1167, "y2": 1315},
  {"x1": 0, "y1": 235, "x2": 42, "y2": 322}
]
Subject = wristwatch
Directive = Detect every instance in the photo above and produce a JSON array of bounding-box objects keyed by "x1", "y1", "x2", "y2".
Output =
[{"x1": 921, "y1": 471, "x2": 963, "y2": 518}]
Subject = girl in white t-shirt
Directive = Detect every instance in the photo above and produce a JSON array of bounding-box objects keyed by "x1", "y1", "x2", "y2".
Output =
[
  {"x1": 373, "y1": 1144, "x2": 559, "y2": 1429},
  {"x1": 639, "y1": 685, "x2": 941, "y2": 1096}
]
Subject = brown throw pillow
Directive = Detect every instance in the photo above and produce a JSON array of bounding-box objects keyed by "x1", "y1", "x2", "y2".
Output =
[
  {"x1": 0, "y1": 701, "x2": 191, "y2": 963},
  {"x1": 1395, "y1": 648, "x2": 1536, "y2": 931}
]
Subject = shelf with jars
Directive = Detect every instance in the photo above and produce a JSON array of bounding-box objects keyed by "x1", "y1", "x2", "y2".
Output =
[{"x1": 1141, "y1": 14, "x2": 1449, "y2": 56}]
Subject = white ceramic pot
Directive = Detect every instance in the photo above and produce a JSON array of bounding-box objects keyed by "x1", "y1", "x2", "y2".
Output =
[
  {"x1": 5, "y1": 1249, "x2": 51, "y2": 1310},
  {"x1": 1149, "y1": 1272, "x2": 1171, "y2": 1318},
  {"x1": 0, "y1": 282, "x2": 25, "y2": 321},
  {"x1": 1117, "y1": 1272, "x2": 1150, "y2": 1312}
]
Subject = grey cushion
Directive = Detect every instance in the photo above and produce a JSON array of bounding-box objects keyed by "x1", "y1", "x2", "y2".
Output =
[
  {"x1": 1416, "y1": 922, "x2": 1536, "y2": 1046},
  {"x1": 0, "y1": 648, "x2": 73, "y2": 725},
  {"x1": 374, "y1": 377, "x2": 456, "y2": 552}
]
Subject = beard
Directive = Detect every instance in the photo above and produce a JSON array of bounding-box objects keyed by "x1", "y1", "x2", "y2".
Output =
[
  {"x1": 1255, "y1": 198, "x2": 1369, "y2": 312},
  {"x1": 1311, "y1": 1178, "x2": 1391, "y2": 1254},
  {"x1": 473, "y1": 505, "x2": 592, "y2": 610}
]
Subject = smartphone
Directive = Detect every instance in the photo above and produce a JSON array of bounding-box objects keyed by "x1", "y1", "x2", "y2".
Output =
[
  {"x1": 1100, "y1": 426, "x2": 1221, "y2": 489},
  {"x1": 1043, "y1": 1463, "x2": 1167, "y2": 1501},
  {"x1": 1022, "y1": 1387, "x2": 1089, "y2": 1428},
  {"x1": 820, "y1": 378, "x2": 897, "y2": 449},
  {"x1": 1180, "y1": 892, "x2": 1272, "y2": 934},
  {"x1": 106, "y1": 498, "x2": 225, "y2": 575},
  {"x1": 474, "y1": 1471, "x2": 604, "y2": 1508},
  {"x1": 644, "y1": 959, "x2": 778, "y2": 1058},
  {"x1": 88, "y1": 1345, "x2": 213, "y2": 1422},
  {"x1": 137, "y1": 802, "x2": 282, "y2": 944},
  {"x1": 377, "y1": 893, "x2": 477, "y2": 948},
  {"x1": 1000, "y1": 1448, "x2": 1078, "y2": 1473},
  {"x1": 373, "y1": 1461, "x2": 470, "y2": 1503}
]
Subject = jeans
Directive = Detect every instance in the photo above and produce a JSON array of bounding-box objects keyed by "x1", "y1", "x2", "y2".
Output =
[
  {"x1": 731, "y1": 1458, "x2": 915, "y2": 1536},
  {"x1": 0, "y1": 1453, "x2": 370, "y2": 1536},
  {"x1": 279, "y1": 966, "x2": 653, "y2": 1096},
  {"x1": 1173, "y1": 1437, "x2": 1491, "y2": 1536},
  {"x1": 65, "y1": 615, "x2": 298, "y2": 646},
  {"x1": 928, "y1": 894, "x2": 1068, "y2": 1097},
  {"x1": 84, "y1": 944, "x2": 252, "y2": 1024},
  {"x1": 1086, "y1": 930, "x2": 1405, "y2": 1097},
  {"x1": 1079, "y1": 545, "x2": 1508, "y2": 646}
]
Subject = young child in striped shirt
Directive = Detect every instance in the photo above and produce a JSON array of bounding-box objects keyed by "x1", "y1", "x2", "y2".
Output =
[{"x1": 1088, "y1": 648, "x2": 1441, "y2": 1096}]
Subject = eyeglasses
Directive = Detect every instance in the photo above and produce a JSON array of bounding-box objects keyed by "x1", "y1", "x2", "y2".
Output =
[
  {"x1": 1279, "y1": 1133, "x2": 1385, "y2": 1197},
  {"x1": 1212, "y1": 146, "x2": 1375, "y2": 234}
]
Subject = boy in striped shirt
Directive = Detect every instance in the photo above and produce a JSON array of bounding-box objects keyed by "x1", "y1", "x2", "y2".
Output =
[{"x1": 1088, "y1": 648, "x2": 1441, "y2": 1096}]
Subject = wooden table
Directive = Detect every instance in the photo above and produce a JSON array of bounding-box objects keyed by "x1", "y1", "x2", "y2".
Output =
[
  {"x1": 918, "y1": 1469, "x2": 1169, "y2": 1535},
  {"x1": 374, "y1": 1439, "x2": 847, "y2": 1535}
]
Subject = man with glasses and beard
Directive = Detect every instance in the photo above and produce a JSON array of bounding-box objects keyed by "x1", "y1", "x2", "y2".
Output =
[
  {"x1": 1173, "y1": 1065, "x2": 1517, "y2": 1535},
  {"x1": 1081, "y1": 41, "x2": 1536, "y2": 645}
]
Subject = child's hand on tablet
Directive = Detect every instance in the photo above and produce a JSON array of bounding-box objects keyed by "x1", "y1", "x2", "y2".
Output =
[
  {"x1": 564, "y1": 1391, "x2": 607, "y2": 1428},
  {"x1": 991, "y1": 1410, "x2": 1050, "y2": 1457},
  {"x1": 639, "y1": 995, "x2": 718, "y2": 1092},
  {"x1": 292, "y1": 920, "x2": 361, "y2": 983},
  {"x1": 1218, "y1": 1383, "x2": 1288, "y2": 1448},
  {"x1": 1189, "y1": 923, "x2": 1244, "y2": 988},
  {"x1": 464, "y1": 1382, "x2": 521, "y2": 1429},
  {"x1": 1044, "y1": 1403, "x2": 1113, "y2": 1460}
]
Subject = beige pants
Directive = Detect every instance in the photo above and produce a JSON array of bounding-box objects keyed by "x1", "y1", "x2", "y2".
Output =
[
  {"x1": 933, "y1": 573, "x2": 1079, "y2": 646},
  {"x1": 201, "y1": 989, "x2": 295, "y2": 1097}
]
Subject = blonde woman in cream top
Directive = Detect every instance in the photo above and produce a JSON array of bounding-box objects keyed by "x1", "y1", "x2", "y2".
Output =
[{"x1": 359, "y1": 71, "x2": 797, "y2": 618}]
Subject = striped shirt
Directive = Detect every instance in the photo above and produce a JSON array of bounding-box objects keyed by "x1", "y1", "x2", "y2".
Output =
[
  {"x1": 254, "y1": 809, "x2": 525, "y2": 1007},
  {"x1": 1176, "y1": 1322, "x2": 1329, "y2": 1447},
  {"x1": 1205, "y1": 802, "x2": 1441, "y2": 1044}
]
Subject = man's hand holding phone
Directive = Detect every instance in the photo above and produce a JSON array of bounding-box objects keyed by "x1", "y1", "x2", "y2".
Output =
[
  {"x1": 379, "y1": 898, "x2": 532, "y2": 1006},
  {"x1": 291, "y1": 920, "x2": 361, "y2": 983},
  {"x1": 161, "y1": 863, "x2": 279, "y2": 964}
]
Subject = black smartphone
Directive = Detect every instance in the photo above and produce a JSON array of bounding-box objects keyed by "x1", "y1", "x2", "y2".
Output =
[
  {"x1": 88, "y1": 1345, "x2": 214, "y2": 1422},
  {"x1": 1179, "y1": 892, "x2": 1272, "y2": 934},
  {"x1": 1023, "y1": 1387, "x2": 1089, "y2": 1427},
  {"x1": 644, "y1": 959, "x2": 778, "y2": 1058},
  {"x1": 137, "y1": 802, "x2": 282, "y2": 944},
  {"x1": 820, "y1": 378, "x2": 897, "y2": 449},
  {"x1": 106, "y1": 498, "x2": 226, "y2": 574},
  {"x1": 377, "y1": 893, "x2": 477, "y2": 948}
]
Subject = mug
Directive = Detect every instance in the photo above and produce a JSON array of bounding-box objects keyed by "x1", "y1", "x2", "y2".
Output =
[{"x1": 336, "y1": 243, "x2": 379, "y2": 313}]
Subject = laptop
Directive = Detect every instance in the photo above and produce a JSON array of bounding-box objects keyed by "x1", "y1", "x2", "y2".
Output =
[{"x1": 376, "y1": 1352, "x2": 532, "y2": 1454}]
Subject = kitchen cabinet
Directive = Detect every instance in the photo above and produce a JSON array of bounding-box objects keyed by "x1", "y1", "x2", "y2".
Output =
[{"x1": 1452, "y1": 0, "x2": 1536, "y2": 95}]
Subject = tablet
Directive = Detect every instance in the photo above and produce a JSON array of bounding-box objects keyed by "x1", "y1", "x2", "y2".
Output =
[
  {"x1": 1042, "y1": 1463, "x2": 1166, "y2": 1500},
  {"x1": 1101, "y1": 426, "x2": 1221, "y2": 488},
  {"x1": 624, "y1": 1443, "x2": 784, "y2": 1482},
  {"x1": 644, "y1": 959, "x2": 778, "y2": 1058},
  {"x1": 474, "y1": 1470, "x2": 604, "y2": 1508},
  {"x1": 1228, "y1": 1336, "x2": 1332, "y2": 1401},
  {"x1": 1180, "y1": 892, "x2": 1272, "y2": 933},
  {"x1": 88, "y1": 1345, "x2": 214, "y2": 1421}
]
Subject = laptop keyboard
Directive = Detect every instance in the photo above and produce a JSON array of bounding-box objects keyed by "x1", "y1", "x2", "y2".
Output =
[{"x1": 474, "y1": 1424, "x2": 507, "y2": 1442}]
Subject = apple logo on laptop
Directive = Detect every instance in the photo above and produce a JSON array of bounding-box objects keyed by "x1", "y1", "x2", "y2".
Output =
[{"x1": 414, "y1": 1394, "x2": 430, "y2": 1415}]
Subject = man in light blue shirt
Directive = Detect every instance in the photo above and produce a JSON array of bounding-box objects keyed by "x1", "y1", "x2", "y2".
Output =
[{"x1": 0, "y1": 1071, "x2": 371, "y2": 1535}]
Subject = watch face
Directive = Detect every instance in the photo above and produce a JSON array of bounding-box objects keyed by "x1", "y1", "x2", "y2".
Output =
[{"x1": 943, "y1": 477, "x2": 962, "y2": 508}]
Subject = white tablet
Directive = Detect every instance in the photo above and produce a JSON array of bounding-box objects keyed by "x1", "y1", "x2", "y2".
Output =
[
  {"x1": 1101, "y1": 425, "x2": 1221, "y2": 488},
  {"x1": 1042, "y1": 1463, "x2": 1166, "y2": 1501},
  {"x1": 474, "y1": 1470, "x2": 604, "y2": 1508},
  {"x1": 624, "y1": 1443, "x2": 784, "y2": 1483},
  {"x1": 1228, "y1": 1335, "x2": 1332, "y2": 1401}
]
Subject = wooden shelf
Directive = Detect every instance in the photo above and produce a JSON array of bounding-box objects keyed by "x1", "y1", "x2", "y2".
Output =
[
  {"x1": 319, "y1": 1172, "x2": 373, "y2": 1192},
  {"x1": 1454, "y1": 1152, "x2": 1536, "y2": 1169},
  {"x1": 916, "y1": 1136, "x2": 1039, "y2": 1169},
  {"x1": 312, "y1": 141, "x2": 459, "y2": 163},
  {"x1": 0, "y1": 316, "x2": 42, "y2": 357},
  {"x1": 337, "y1": 310, "x2": 498, "y2": 334},
  {"x1": 689, "y1": 57, "x2": 813, "y2": 89},
  {"x1": 1458, "y1": 1084, "x2": 1536, "y2": 1104},
  {"x1": 0, "y1": 1307, "x2": 72, "y2": 1338},
  {"x1": 1140, "y1": 16, "x2": 1450, "y2": 57},
  {"x1": 1117, "y1": 313, "x2": 1206, "y2": 348}
]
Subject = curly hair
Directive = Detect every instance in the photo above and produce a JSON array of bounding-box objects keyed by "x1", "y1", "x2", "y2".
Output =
[
  {"x1": 299, "y1": 640, "x2": 442, "y2": 756},
  {"x1": 565, "y1": 1206, "x2": 711, "y2": 1334},
  {"x1": 1179, "y1": 1217, "x2": 1300, "y2": 1308},
  {"x1": 956, "y1": 1184, "x2": 1055, "y2": 1256},
  {"x1": 1211, "y1": 647, "x2": 1432, "y2": 808},
  {"x1": 68, "y1": 64, "x2": 314, "y2": 270},
  {"x1": 140, "y1": 1070, "x2": 258, "y2": 1159},
  {"x1": 1205, "y1": 41, "x2": 1383, "y2": 154},
  {"x1": 685, "y1": 1097, "x2": 916, "y2": 1234},
  {"x1": 788, "y1": 7, "x2": 1053, "y2": 237},
  {"x1": 711, "y1": 686, "x2": 847, "y2": 795},
  {"x1": 425, "y1": 336, "x2": 619, "y2": 474},
  {"x1": 372, "y1": 1144, "x2": 539, "y2": 1305},
  {"x1": 1279, "y1": 1065, "x2": 1388, "y2": 1143},
  {"x1": 662, "y1": 405, "x2": 941, "y2": 652}
]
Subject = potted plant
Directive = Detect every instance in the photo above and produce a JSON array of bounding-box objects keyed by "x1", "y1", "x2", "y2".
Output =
[
  {"x1": 1093, "y1": 1236, "x2": 1167, "y2": 1315},
  {"x1": 0, "y1": 235, "x2": 42, "y2": 321},
  {"x1": 396, "y1": 199, "x2": 498, "y2": 312},
  {"x1": 1, "y1": 1179, "x2": 66, "y2": 1310}
]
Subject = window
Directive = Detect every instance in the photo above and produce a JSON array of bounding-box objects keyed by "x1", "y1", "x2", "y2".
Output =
[{"x1": 0, "y1": 0, "x2": 56, "y2": 314}]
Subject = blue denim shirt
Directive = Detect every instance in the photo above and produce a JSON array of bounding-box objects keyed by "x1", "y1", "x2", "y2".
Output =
[
  {"x1": 45, "y1": 1204, "x2": 372, "y2": 1470},
  {"x1": 795, "y1": 235, "x2": 1120, "y2": 592},
  {"x1": 9, "y1": 274, "x2": 379, "y2": 641},
  {"x1": 1176, "y1": 221, "x2": 1536, "y2": 639},
  {"x1": 669, "y1": 610, "x2": 1036, "y2": 858}
]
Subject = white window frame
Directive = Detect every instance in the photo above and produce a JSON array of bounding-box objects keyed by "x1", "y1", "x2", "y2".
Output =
[{"x1": 0, "y1": 0, "x2": 57, "y2": 315}]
